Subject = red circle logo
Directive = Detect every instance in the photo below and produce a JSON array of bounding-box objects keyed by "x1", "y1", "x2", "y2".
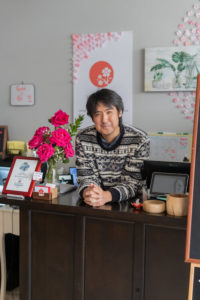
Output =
[{"x1": 89, "y1": 61, "x2": 114, "y2": 87}]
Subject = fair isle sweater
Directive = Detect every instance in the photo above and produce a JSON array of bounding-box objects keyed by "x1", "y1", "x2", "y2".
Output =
[{"x1": 75, "y1": 124, "x2": 150, "y2": 202}]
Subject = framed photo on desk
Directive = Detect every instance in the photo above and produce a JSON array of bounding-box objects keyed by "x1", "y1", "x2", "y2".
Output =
[{"x1": 2, "y1": 156, "x2": 41, "y2": 197}]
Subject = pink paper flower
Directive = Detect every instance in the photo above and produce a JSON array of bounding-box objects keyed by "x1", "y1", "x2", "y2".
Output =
[
  {"x1": 37, "y1": 143, "x2": 55, "y2": 162},
  {"x1": 51, "y1": 109, "x2": 69, "y2": 127},
  {"x1": 51, "y1": 128, "x2": 71, "y2": 147},
  {"x1": 28, "y1": 135, "x2": 43, "y2": 149},
  {"x1": 35, "y1": 126, "x2": 50, "y2": 136},
  {"x1": 64, "y1": 141, "x2": 75, "y2": 159}
]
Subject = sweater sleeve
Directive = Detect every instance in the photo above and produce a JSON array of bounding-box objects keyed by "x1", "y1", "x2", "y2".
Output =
[
  {"x1": 75, "y1": 134, "x2": 102, "y2": 196},
  {"x1": 108, "y1": 134, "x2": 150, "y2": 202}
]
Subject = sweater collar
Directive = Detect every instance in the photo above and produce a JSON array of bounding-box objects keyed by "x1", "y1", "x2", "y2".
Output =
[{"x1": 96, "y1": 124, "x2": 124, "y2": 151}]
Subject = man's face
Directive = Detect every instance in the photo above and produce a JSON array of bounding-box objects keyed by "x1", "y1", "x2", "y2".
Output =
[{"x1": 92, "y1": 102, "x2": 122, "y2": 143}]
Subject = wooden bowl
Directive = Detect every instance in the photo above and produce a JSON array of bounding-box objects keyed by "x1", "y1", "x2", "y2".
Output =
[{"x1": 143, "y1": 200, "x2": 166, "y2": 214}]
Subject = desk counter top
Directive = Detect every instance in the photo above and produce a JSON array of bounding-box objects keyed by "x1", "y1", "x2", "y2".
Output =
[
  {"x1": 0, "y1": 190, "x2": 189, "y2": 300},
  {"x1": 0, "y1": 190, "x2": 187, "y2": 229}
]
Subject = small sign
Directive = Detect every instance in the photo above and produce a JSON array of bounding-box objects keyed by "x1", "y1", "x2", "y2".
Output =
[
  {"x1": 11, "y1": 84, "x2": 34, "y2": 106},
  {"x1": 33, "y1": 172, "x2": 43, "y2": 182},
  {"x1": 34, "y1": 186, "x2": 51, "y2": 194}
]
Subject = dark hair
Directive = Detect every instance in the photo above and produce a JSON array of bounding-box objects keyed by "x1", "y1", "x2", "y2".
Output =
[{"x1": 86, "y1": 88, "x2": 124, "y2": 119}]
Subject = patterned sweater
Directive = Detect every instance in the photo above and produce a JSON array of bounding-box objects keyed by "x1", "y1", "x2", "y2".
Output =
[{"x1": 75, "y1": 124, "x2": 150, "y2": 202}]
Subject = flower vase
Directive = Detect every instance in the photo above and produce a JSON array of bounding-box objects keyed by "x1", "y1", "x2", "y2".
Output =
[{"x1": 45, "y1": 160, "x2": 59, "y2": 185}]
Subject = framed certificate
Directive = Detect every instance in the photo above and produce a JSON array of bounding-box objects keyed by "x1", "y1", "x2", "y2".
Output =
[{"x1": 2, "y1": 156, "x2": 41, "y2": 197}]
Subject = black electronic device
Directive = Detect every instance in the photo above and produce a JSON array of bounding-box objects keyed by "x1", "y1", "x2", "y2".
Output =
[
  {"x1": 150, "y1": 172, "x2": 189, "y2": 196},
  {"x1": 143, "y1": 160, "x2": 190, "y2": 189}
]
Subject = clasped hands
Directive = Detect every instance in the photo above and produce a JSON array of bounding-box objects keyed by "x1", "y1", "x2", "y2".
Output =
[{"x1": 83, "y1": 183, "x2": 112, "y2": 207}]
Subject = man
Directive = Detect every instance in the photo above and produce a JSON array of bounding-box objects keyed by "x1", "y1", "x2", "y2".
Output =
[{"x1": 75, "y1": 88, "x2": 150, "y2": 207}]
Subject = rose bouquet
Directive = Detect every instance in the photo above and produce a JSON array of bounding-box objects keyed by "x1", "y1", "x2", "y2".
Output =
[{"x1": 28, "y1": 109, "x2": 83, "y2": 182}]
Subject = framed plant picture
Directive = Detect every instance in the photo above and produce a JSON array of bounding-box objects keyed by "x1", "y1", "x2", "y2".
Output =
[
  {"x1": 2, "y1": 156, "x2": 41, "y2": 198},
  {"x1": 0, "y1": 126, "x2": 8, "y2": 159},
  {"x1": 145, "y1": 46, "x2": 200, "y2": 91}
]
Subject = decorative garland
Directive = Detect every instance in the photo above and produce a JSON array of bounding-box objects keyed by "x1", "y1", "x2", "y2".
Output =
[
  {"x1": 72, "y1": 32, "x2": 123, "y2": 82},
  {"x1": 170, "y1": 2, "x2": 200, "y2": 121}
]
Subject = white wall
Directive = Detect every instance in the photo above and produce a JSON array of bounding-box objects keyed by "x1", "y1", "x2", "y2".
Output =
[{"x1": 0, "y1": 0, "x2": 194, "y2": 143}]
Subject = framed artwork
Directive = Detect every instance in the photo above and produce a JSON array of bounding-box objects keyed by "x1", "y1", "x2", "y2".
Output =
[
  {"x1": 0, "y1": 126, "x2": 8, "y2": 159},
  {"x1": 185, "y1": 74, "x2": 200, "y2": 263},
  {"x1": 11, "y1": 84, "x2": 34, "y2": 106},
  {"x1": 145, "y1": 46, "x2": 200, "y2": 91},
  {"x1": 2, "y1": 156, "x2": 41, "y2": 197}
]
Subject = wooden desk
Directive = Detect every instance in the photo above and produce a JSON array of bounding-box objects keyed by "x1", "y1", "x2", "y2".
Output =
[
  {"x1": 0, "y1": 192, "x2": 190, "y2": 300},
  {"x1": 0, "y1": 205, "x2": 19, "y2": 300}
]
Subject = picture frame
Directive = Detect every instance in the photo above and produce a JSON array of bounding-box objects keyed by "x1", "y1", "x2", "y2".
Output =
[
  {"x1": 188, "y1": 263, "x2": 200, "y2": 300},
  {"x1": 0, "y1": 126, "x2": 8, "y2": 159},
  {"x1": 145, "y1": 46, "x2": 200, "y2": 91},
  {"x1": 2, "y1": 156, "x2": 41, "y2": 198},
  {"x1": 185, "y1": 74, "x2": 200, "y2": 263},
  {"x1": 11, "y1": 84, "x2": 35, "y2": 106}
]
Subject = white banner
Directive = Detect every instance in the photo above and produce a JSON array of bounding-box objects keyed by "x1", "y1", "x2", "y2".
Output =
[{"x1": 72, "y1": 31, "x2": 133, "y2": 128}]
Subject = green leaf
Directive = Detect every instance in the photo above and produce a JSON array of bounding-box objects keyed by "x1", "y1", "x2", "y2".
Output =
[
  {"x1": 172, "y1": 52, "x2": 181, "y2": 63},
  {"x1": 153, "y1": 72, "x2": 163, "y2": 81},
  {"x1": 150, "y1": 64, "x2": 163, "y2": 71},
  {"x1": 177, "y1": 63, "x2": 185, "y2": 72},
  {"x1": 63, "y1": 158, "x2": 70, "y2": 164},
  {"x1": 156, "y1": 58, "x2": 171, "y2": 66}
]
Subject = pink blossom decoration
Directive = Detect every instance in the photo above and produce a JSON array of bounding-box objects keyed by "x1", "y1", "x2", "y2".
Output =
[
  {"x1": 180, "y1": 36, "x2": 186, "y2": 42},
  {"x1": 64, "y1": 141, "x2": 75, "y2": 159},
  {"x1": 177, "y1": 104, "x2": 183, "y2": 109},
  {"x1": 51, "y1": 128, "x2": 71, "y2": 147},
  {"x1": 173, "y1": 39, "x2": 179, "y2": 45},
  {"x1": 173, "y1": 98, "x2": 179, "y2": 103},
  {"x1": 178, "y1": 24, "x2": 184, "y2": 29},
  {"x1": 51, "y1": 109, "x2": 69, "y2": 127},
  {"x1": 187, "y1": 116, "x2": 193, "y2": 120},
  {"x1": 183, "y1": 109, "x2": 189, "y2": 115},
  {"x1": 188, "y1": 20, "x2": 194, "y2": 25},
  {"x1": 185, "y1": 41, "x2": 191, "y2": 46},
  {"x1": 176, "y1": 30, "x2": 182, "y2": 36},
  {"x1": 37, "y1": 144, "x2": 55, "y2": 162},
  {"x1": 187, "y1": 11, "x2": 193, "y2": 17},
  {"x1": 185, "y1": 103, "x2": 191, "y2": 109}
]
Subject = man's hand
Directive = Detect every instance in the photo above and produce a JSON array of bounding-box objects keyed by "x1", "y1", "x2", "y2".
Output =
[{"x1": 83, "y1": 183, "x2": 112, "y2": 207}]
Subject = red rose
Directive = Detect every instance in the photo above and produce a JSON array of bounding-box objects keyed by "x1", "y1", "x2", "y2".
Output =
[
  {"x1": 51, "y1": 128, "x2": 71, "y2": 147},
  {"x1": 51, "y1": 109, "x2": 69, "y2": 127},
  {"x1": 37, "y1": 143, "x2": 55, "y2": 162},
  {"x1": 64, "y1": 141, "x2": 75, "y2": 158},
  {"x1": 28, "y1": 134, "x2": 43, "y2": 149}
]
